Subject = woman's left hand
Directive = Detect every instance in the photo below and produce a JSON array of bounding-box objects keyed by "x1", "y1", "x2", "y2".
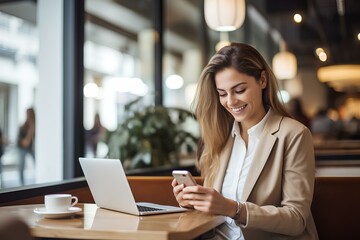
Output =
[{"x1": 181, "y1": 185, "x2": 236, "y2": 217}]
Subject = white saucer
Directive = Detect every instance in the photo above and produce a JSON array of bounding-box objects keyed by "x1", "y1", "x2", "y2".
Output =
[{"x1": 34, "y1": 207, "x2": 82, "y2": 219}]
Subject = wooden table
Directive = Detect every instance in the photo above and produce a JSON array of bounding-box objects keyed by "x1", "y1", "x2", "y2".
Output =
[{"x1": 0, "y1": 203, "x2": 225, "y2": 240}]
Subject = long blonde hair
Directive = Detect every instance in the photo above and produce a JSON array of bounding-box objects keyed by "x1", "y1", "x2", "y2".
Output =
[{"x1": 193, "y1": 43, "x2": 291, "y2": 186}]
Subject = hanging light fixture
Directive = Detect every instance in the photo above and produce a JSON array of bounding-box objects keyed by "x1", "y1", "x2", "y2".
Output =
[
  {"x1": 272, "y1": 41, "x2": 297, "y2": 80},
  {"x1": 204, "y1": 0, "x2": 246, "y2": 32},
  {"x1": 317, "y1": 64, "x2": 360, "y2": 91}
]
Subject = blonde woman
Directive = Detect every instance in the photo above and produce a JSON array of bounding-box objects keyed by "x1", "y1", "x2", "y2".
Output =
[{"x1": 172, "y1": 43, "x2": 318, "y2": 239}]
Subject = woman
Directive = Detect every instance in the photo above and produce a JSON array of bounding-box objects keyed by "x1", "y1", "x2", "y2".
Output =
[
  {"x1": 172, "y1": 43, "x2": 318, "y2": 239},
  {"x1": 85, "y1": 113, "x2": 106, "y2": 157},
  {"x1": 18, "y1": 108, "x2": 35, "y2": 185}
]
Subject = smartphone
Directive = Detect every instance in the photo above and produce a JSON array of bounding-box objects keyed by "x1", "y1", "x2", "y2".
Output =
[{"x1": 172, "y1": 170, "x2": 197, "y2": 186}]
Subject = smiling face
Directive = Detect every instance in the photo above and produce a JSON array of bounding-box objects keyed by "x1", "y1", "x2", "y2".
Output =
[{"x1": 215, "y1": 67, "x2": 267, "y2": 130}]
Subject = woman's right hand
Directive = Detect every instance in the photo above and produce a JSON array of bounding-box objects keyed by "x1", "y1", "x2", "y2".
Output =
[{"x1": 171, "y1": 178, "x2": 194, "y2": 208}]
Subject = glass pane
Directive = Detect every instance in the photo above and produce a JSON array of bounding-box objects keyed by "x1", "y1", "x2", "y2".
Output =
[
  {"x1": 0, "y1": 2, "x2": 38, "y2": 188},
  {"x1": 83, "y1": 0, "x2": 155, "y2": 163},
  {"x1": 162, "y1": 0, "x2": 203, "y2": 168}
]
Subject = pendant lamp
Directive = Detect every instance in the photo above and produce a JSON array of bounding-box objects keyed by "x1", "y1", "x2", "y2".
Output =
[
  {"x1": 272, "y1": 41, "x2": 297, "y2": 80},
  {"x1": 317, "y1": 64, "x2": 360, "y2": 91},
  {"x1": 204, "y1": 0, "x2": 246, "y2": 31}
]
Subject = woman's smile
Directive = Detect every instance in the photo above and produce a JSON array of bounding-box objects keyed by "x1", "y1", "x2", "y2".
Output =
[{"x1": 231, "y1": 104, "x2": 247, "y2": 113}]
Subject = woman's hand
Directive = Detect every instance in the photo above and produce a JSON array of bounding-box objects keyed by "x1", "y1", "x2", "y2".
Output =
[
  {"x1": 171, "y1": 178, "x2": 194, "y2": 208},
  {"x1": 172, "y1": 179, "x2": 237, "y2": 217},
  {"x1": 182, "y1": 185, "x2": 236, "y2": 216}
]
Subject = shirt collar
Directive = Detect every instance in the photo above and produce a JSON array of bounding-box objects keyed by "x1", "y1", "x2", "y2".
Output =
[{"x1": 231, "y1": 109, "x2": 271, "y2": 138}]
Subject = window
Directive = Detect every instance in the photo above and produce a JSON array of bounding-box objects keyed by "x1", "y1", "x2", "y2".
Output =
[
  {"x1": 83, "y1": 0, "x2": 155, "y2": 160},
  {"x1": 0, "y1": 5, "x2": 38, "y2": 188}
]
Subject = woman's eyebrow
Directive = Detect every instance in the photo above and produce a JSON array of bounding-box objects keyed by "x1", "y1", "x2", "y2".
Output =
[{"x1": 216, "y1": 82, "x2": 246, "y2": 91}]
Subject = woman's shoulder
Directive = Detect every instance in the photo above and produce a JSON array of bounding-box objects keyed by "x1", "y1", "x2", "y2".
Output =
[
  {"x1": 279, "y1": 115, "x2": 312, "y2": 140},
  {"x1": 268, "y1": 110, "x2": 310, "y2": 135},
  {"x1": 282, "y1": 115, "x2": 307, "y2": 128}
]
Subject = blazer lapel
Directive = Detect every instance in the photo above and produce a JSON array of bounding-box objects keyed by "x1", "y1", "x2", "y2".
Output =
[
  {"x1": 240, "y1": 111, "x2": 282, "y2": 202},
  {"x1": 212, "y1": 136, "x2": 234, "y2": 192}
]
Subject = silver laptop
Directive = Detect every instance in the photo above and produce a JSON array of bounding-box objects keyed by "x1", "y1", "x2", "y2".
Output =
[{"x1": 79, "y1": 157, "x2": 187, "y2": 216}]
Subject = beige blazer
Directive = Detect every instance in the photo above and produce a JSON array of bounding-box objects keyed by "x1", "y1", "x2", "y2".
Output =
[{"x1": 209, "y1": 110, "x2": 319, "y2": 239}]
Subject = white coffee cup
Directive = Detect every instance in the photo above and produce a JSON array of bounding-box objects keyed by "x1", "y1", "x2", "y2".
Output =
[{"x1": 44, "y1": 194, "x2": 78, "y2": 212}]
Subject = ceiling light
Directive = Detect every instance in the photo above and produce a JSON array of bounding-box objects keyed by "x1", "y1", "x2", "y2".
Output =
[
  {"x1": 204, "y1": 0, "x2": 246, "y2": 31},
  {"x1": 84, "y1": 83, "x2": 99, "y2": 98},
  {"x1": 318, "y1": 52, "x2": 327, "y2": 62},
  {"x1": 315, "y1": 47, "x2": 327, "y2": 62},
  {"x1": 272, "y1": 41, "x2": 297, "y2": 80},
  {"x1": 357, "y1": 33, "x2": 360, "y2": 41},
  {"x1": 272, "y1": 51, "x2": 297, "y2": 79},
  {"x1": 293, "y1": 13, "x2": 302, "y2": 23},
  {"x1": 315, "y1": 48, "x2": 325, "y2": 56},
  {"x1": 318, "y1": 65, "x2": 360, "y2": 82},
  {"x1": 165, "y1": 74, "x2": 184, "y2": 90},
  {"x1": 317, "y1": 64, "x2": 360, "y2": 91},
  {"x1": 277, "y1": 90, "x2": 290, "y2": 103}
]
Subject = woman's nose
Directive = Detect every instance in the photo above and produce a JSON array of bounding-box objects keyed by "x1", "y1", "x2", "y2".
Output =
[{"x1": 227, "y1": 94, "x2": 237, "y2": 105}]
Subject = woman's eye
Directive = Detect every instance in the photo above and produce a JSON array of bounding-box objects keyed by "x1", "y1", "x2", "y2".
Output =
[
  {"x1": 235, "y1": 89, "x2": 245, "y2": 94},
  {"x1": 217, "y1": 91, "x2": 227, "y2": 97}
]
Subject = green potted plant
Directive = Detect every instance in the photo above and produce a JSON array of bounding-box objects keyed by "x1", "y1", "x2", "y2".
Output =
[{"x1": 106, "y1": 99, "x2": 200, "y2": 170}]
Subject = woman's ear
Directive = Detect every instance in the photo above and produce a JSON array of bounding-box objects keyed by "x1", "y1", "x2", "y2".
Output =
[{"x1": 260, "y1": 71, "x2": 267, "y2": 89}]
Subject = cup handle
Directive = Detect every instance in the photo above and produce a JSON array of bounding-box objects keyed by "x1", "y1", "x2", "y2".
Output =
[{"x1": 71, "y1": 196, "x2": 78, "y2": 207}]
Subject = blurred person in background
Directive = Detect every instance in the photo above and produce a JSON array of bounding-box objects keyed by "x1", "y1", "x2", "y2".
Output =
[
  {"x1": 311, "y1": 108, "x2": 337, "y2": 141},
  {"x1": 17, "y1": 108, "x2": 35, "y2": 185},
  {"x1": 85, "y1": 113, "x2": 106, "y2": 157},
  {"x1": 343, "y1": 115, "x2": 360, "y2": 139},
  {"x1": 327, "y1": 108, "x2": 344, "y2": 139}
]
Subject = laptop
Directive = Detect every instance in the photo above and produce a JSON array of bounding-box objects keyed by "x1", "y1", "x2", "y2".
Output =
[{"x1": 79, "y1": 157, "x2": 187, "y2": 216}]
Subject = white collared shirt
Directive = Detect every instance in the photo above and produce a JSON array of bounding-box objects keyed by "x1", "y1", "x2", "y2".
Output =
[{"x1": 219, "y1": 110, "x2": 271, "y2": 239}]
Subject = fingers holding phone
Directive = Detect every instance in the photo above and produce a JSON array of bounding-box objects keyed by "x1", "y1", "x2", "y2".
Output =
[
  {"x1": 172, "y1": 170, "x2": 197, "y2": 208},
  {"x1": 172, "y1": 170, "x2": 197, "y2": 187}
]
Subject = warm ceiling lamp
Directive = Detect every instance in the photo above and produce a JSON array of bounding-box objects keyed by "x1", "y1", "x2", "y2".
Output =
[
  {"x1": 204, "y1": 0, "x2": 246, "y2": 31},
  {"x1": 272, "y1": 42, "x2": 297, "y2": 80},
  {"x1": 293, "y1": 13, "x2": 302, "y2": 23},
  {"x1": 317, "y1": 65, "x2": 360, "y2": 91},
  {"x1": 315, "y1": 48, "x2": 327, "y2": 62}
]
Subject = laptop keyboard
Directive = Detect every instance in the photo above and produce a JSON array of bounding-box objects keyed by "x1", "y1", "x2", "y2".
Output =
[{"x1": 137, "y1": 205, "x2": 163, "y2": 212}]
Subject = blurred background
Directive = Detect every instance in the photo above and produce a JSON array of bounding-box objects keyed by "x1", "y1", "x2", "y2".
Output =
[{"x1": 0, "y1": 0, "x2": 359, "y2": 189}]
